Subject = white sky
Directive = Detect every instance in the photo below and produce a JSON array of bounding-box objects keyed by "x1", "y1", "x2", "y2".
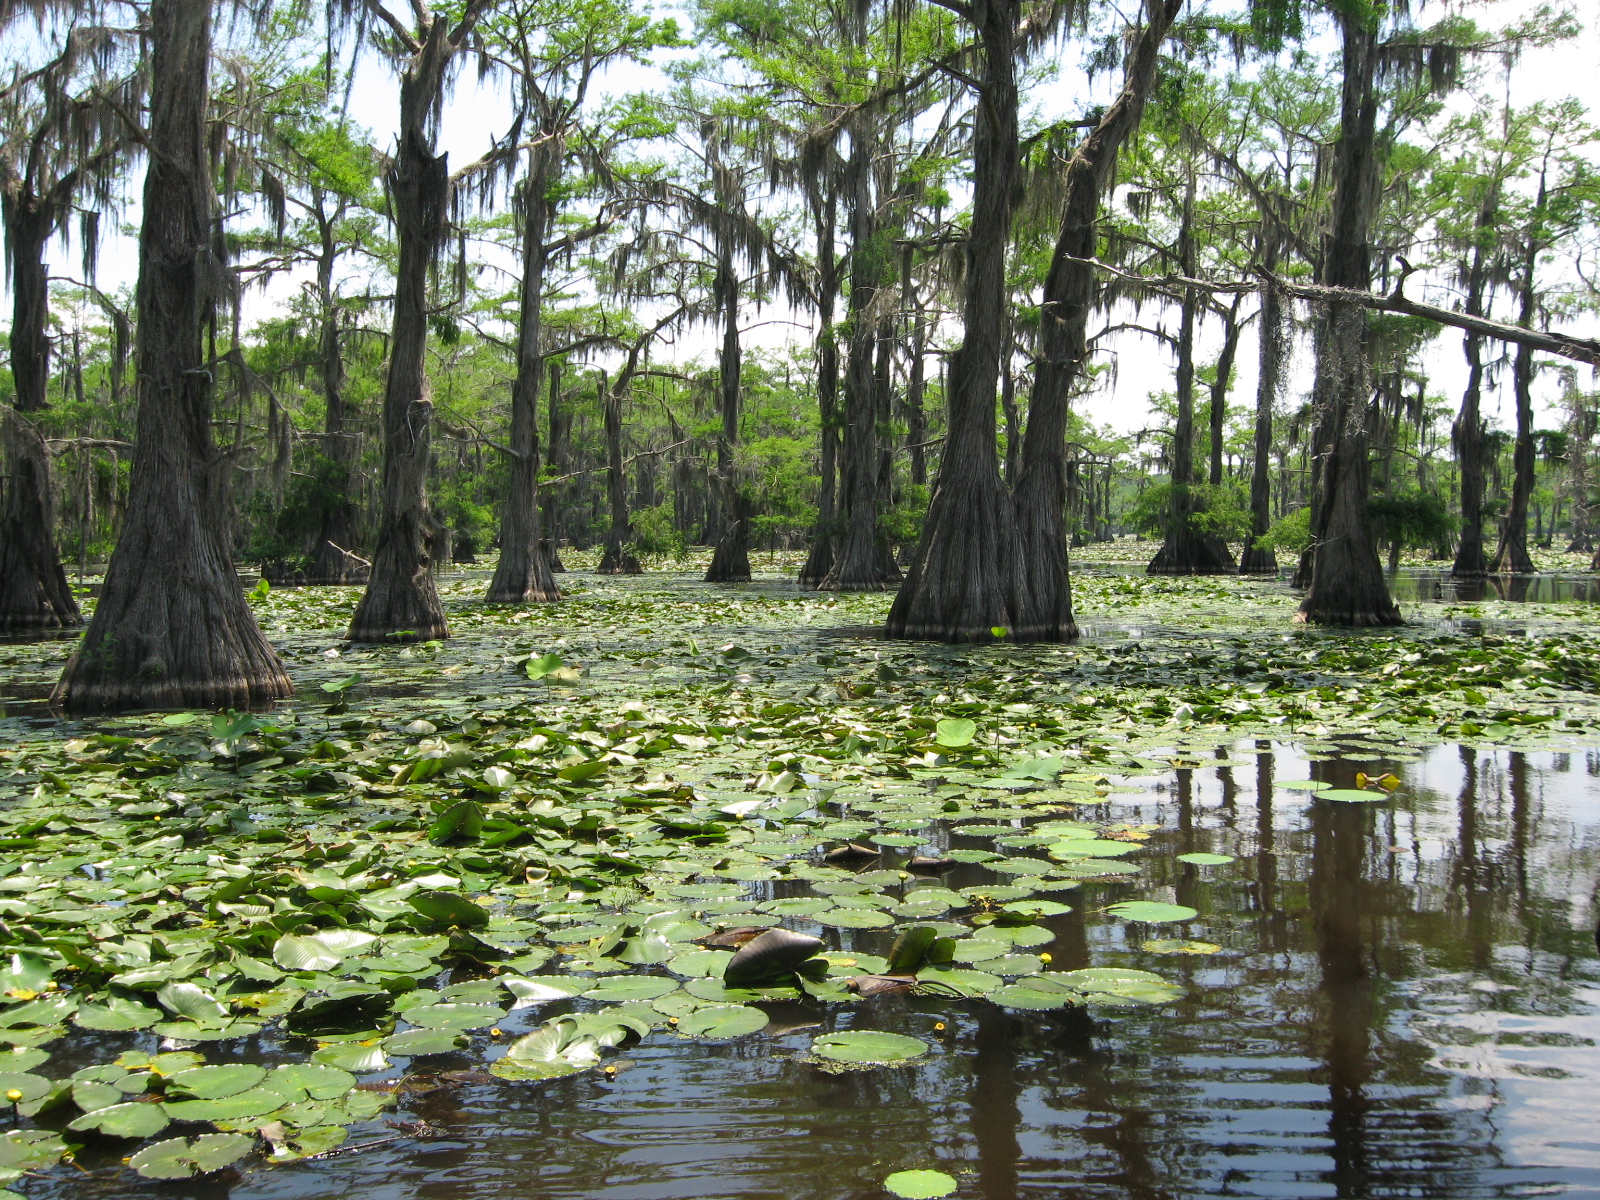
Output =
[{"x1": 16, "y1": 0, "x2": 1600, "y2": 445}]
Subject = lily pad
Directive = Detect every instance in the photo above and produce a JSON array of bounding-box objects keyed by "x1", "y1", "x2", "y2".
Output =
[
  {"x1": 1175, "y1": 853, "x2": 1234, "y2": 866},
  {"x1": 885, "y1": 1169, "x2": 959, "y2": 1199},
  {"x1": 1317, "y1": 789, "x2": 1391, "y2": 803},
  {"x1": 128, "y1": 1133, "x2": 255, "y2": 1179},
  {"x1": 675, "y1": 1004, "x2": 769, "y2": 1038},
  {"x1": 1105, "y1": 901, "x2": 1197, "y2": 923},
  {"x1": 69, "y1": 1100, "x2": 171, "y2": 1139},
  {"x1": 810, "y1": 1030, "x2": 929, "y2": 1065}
]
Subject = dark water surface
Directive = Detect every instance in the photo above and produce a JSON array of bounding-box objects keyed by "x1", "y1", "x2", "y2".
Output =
[{"x1": 42, "y1": 741, "x2": 1600, "y2": 1200}]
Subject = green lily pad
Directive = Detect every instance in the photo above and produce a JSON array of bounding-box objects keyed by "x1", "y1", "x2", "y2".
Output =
[
  {"x1": 811, "y1": 1030, "x2": 929, "y2": 1065},
  {"x1": 311, "y1": 1041, "x2": 389, "y2": 1073},
  {"x1": 1317, "y1": 789, "x2": 1391, "y2": 803},
  {"x1": 815, "y1": 909, "x2": 896, "y2": 930},
  {"x1": 399, "y1": 1002, "x2": 505, "y2": 1031},
  {"x1": 128, "y1": 1133, "x2": 254, "y2": 1179},
  {"x1": 1275, "y1": 780, "x2": 1331, "y2": 790},
  {"x1": 990, "y1": 984, "x2": 1072, "y2": 1010},
  {"x1": 666, "y1": 950, "x2": 733, "y2": 977},
  {"x1": 915, "y1": 967, "x2": 1003, "y2": 996},
  {"x1": 74, "y1": 998, "x2": 162, "y2": 1031},
  {"x1": 934, "y1": 718, "x2": 977, "y2": 748},
  {"x1": 0, "y1": 1072, "x2": 50, "y2": 1104},
  {"x1": 384, "y1": 1028, "x2": 465, "y2": 1056},
  {"x1": 68, "y1": 1100, "x2": 171, "y2": 1139},
  {"x1": 166, "y1": 1064, "x2": 267, "y2": 1099},
  {"x1": 583, "y1": 976, "x2": 678, "y2": 1003},
  {"x1": 1141, "y1": 939, "x2": 1222, "y2": 955},
  {"x1": 885, "y1": 1169, "x2": 959, "y2": 1199},
  {"x1": 1104, "y1": 901, "x2": 1197, "y2": 923},
  {"x1": 675, "y1": 1004, "x2": 769, "y2": 1038},
  {"x1": 1175, "y1": 853, "x2": 1234, "y2": 866}
]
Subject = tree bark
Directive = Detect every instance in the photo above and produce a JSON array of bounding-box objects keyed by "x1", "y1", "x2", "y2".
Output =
[
  {"x1": 306, "y1": 196, "x2": 368, "y2": 585},
  {"x1": 53, "y1": 0, "x2": 291, "y2": 711},
  {"x1": 487, "y1": 139, "x2": 562, "y2": 601},
  {"x1": 0, "y1": 196, "x2": 81, "y2": 631},
  {"x1": 822, "y1": 119, "x2": 892, "y2": 591},
  {"x1": 1297, "y1": 10, "x2": 1401, "y2": 627},
  {"x1": 1010, "y1": 0, "x2": 1182, "y2": 636},
  {"x1": 1150, "y1": 178, "x2": 1234, "y2": 576},
  {"x1": 1490, "y1": 219, "x2": 1540, "y2": 576},
  {"x1": 348, "y1": 18, "x2": 467, "y2": 642},
  {"x1": 1209, "y1": 295, "x2": 1242, "y2": 487},
  {"x1": 596, "y1": 370, "x2": 641, "y2": 575},
  {"x1": 886, "y1": 0, "x2": 1040, "y2": 641},
  {"x1": 799, "y1": 189, "x2": 840, "y2": 587},
  {"x1": 1450, "y1": 184, "x2": 1497, "y2": 577},
  {"x1": 705, "y1": 255, "x2": 751, "y2": 582},
  {"x1": 542, "y1": 358, "x2": 568, "y2": 571},
  {"x1": 1240, "y1": 259, "x2": 1283, "y2": 575}
]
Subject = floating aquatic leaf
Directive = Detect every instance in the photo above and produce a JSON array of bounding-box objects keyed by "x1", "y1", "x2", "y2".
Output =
[
  {"x1": 1140, "y1": 940, "x2": 1222, "y2": 955},
  {"x1": 128, "y1": 1133, "x2": 254, "y2": 1179},
  {"x1": 811, "y1": 1031, "x2": 929, "y2": 1065},
  {"x1": 399, "y1": 1002, "x2": 506, "y2": 1030},
  {"x1": 884, "y1": 1169, "x2": 958, "y2": 1199},
  {"x1": 934, "y1": 719, "x2": 977, "y2": 748},
  {"x1": 1275, "y1": 780, "x2": 1331, "y2": 791},
  {"x1": 1105, "y1": 902, "x2": 1197, "y2": 923},
  {"x1": 583, "y1": 977, "x2": 677, "y2": 1003},
  {"x1": 990, "y1": 984, "x2": 1072, "y2": 1011},
  {"x1": 272, "y1": 929, "x2": 378, "y2": 972},
  {"x1": 724, "y1": 929, "x2": 824, "y2": 984},
  {"x1": 1175, "y1": 853, "x2": 1234, "y2": 866},
  {"x1": 408, "y1": 890, "x2": 491, "y2": 929},
  {"x1": 311, "y1": 1041, "x2": 389, "y2": 1073},
  {"x1": 69, "y1": 1100, "x2": 171, "y2": 1139},
  {"x1": 503, "y1": 976, "x2": 588, "y2": 1005},
  {"x1": 166, "y1": 1064, "x2": 267, "y2": 1100},
  {"x1": 429, "y1": 800, "x2": 485, "y2": 844},
  {"x1": 915, "y1": 967, "x2": 1003, "y2": 996},
  {"x1": 0, "y1": 1072, "x2": 49, "y2": 1104},
  {"x1": 0, "y1": 1130, "x2": 65, "y2": 1173},
  {"x1": 74, "y1": 997, "x2": 162, "y2": 1031},
  {"x1": 1317, "y1": 789, "x2": 1391, "y2": 803},
  {"x1": 384, "y1": 1029, "x2": 464, "y2": 1056},
  {"x1": 675, "y1": 1005, "x2": 769, "y2": 1038}
]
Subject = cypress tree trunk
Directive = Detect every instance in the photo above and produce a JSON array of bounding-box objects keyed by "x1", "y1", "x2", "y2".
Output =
[
  {"x1": 706, "y1": 257, "x2": 751, "y2": 582},
  {"x1": 1451, "y1": 187, "x2": 1496, "y2": 577},
  {"x1": 887, "y1": 0, "x2": 1040, "y2": 642},
  {"x1": 1490, "y1": 228, "x2": 1540, "y2": 576},
  {"x1": 823, "y1": 124, "x2": 892, "y2": 591},
  {"x1": 53, "y1": 0, "x2": 291, "y2": 711},
  {"x1": 348, "y1": 19, "x2": 469, "y2": 642},
  {"x1": 906, "y1": 305, "x2": 928, "y2": 487},
  {"x1": 799, "y1": 190, "x2": 840, "y2": 587},
  {"x1": 597, "y1": 371, "x2": 641, "y2": 575},
  {"x1": 1011, "y1": 0, "x2": 1181, "y2": 637},
  {"x1": 1297, "y1": 11, "x2": 1401, "y2": 627},
  {"x1": 542, "y1": 358, "x2": 567, "y2": 571},
  {"x1": 1239, "y1": 265, "x2": 1283, "y2": 575},
  {"x1": 1209, "y1": 296, "x2": 1242, "y2": 487},
  {"x1": 487, "y1": 140, "x2": 562, "y2": 602},
  {"x1": 307, "y1": 198, "x2": 367, "y2": 585},
  {"x1": 1151, "y1": 174, "x2": 1234, "y2": 575},
  {"x1": 0, "y1": 197, "x2": 81, "y2": 631}
]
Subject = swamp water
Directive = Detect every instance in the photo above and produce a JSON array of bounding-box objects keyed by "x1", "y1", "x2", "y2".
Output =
[{"x1": 0, "y1": 564, "x2": 1597, "y2": 1200}]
